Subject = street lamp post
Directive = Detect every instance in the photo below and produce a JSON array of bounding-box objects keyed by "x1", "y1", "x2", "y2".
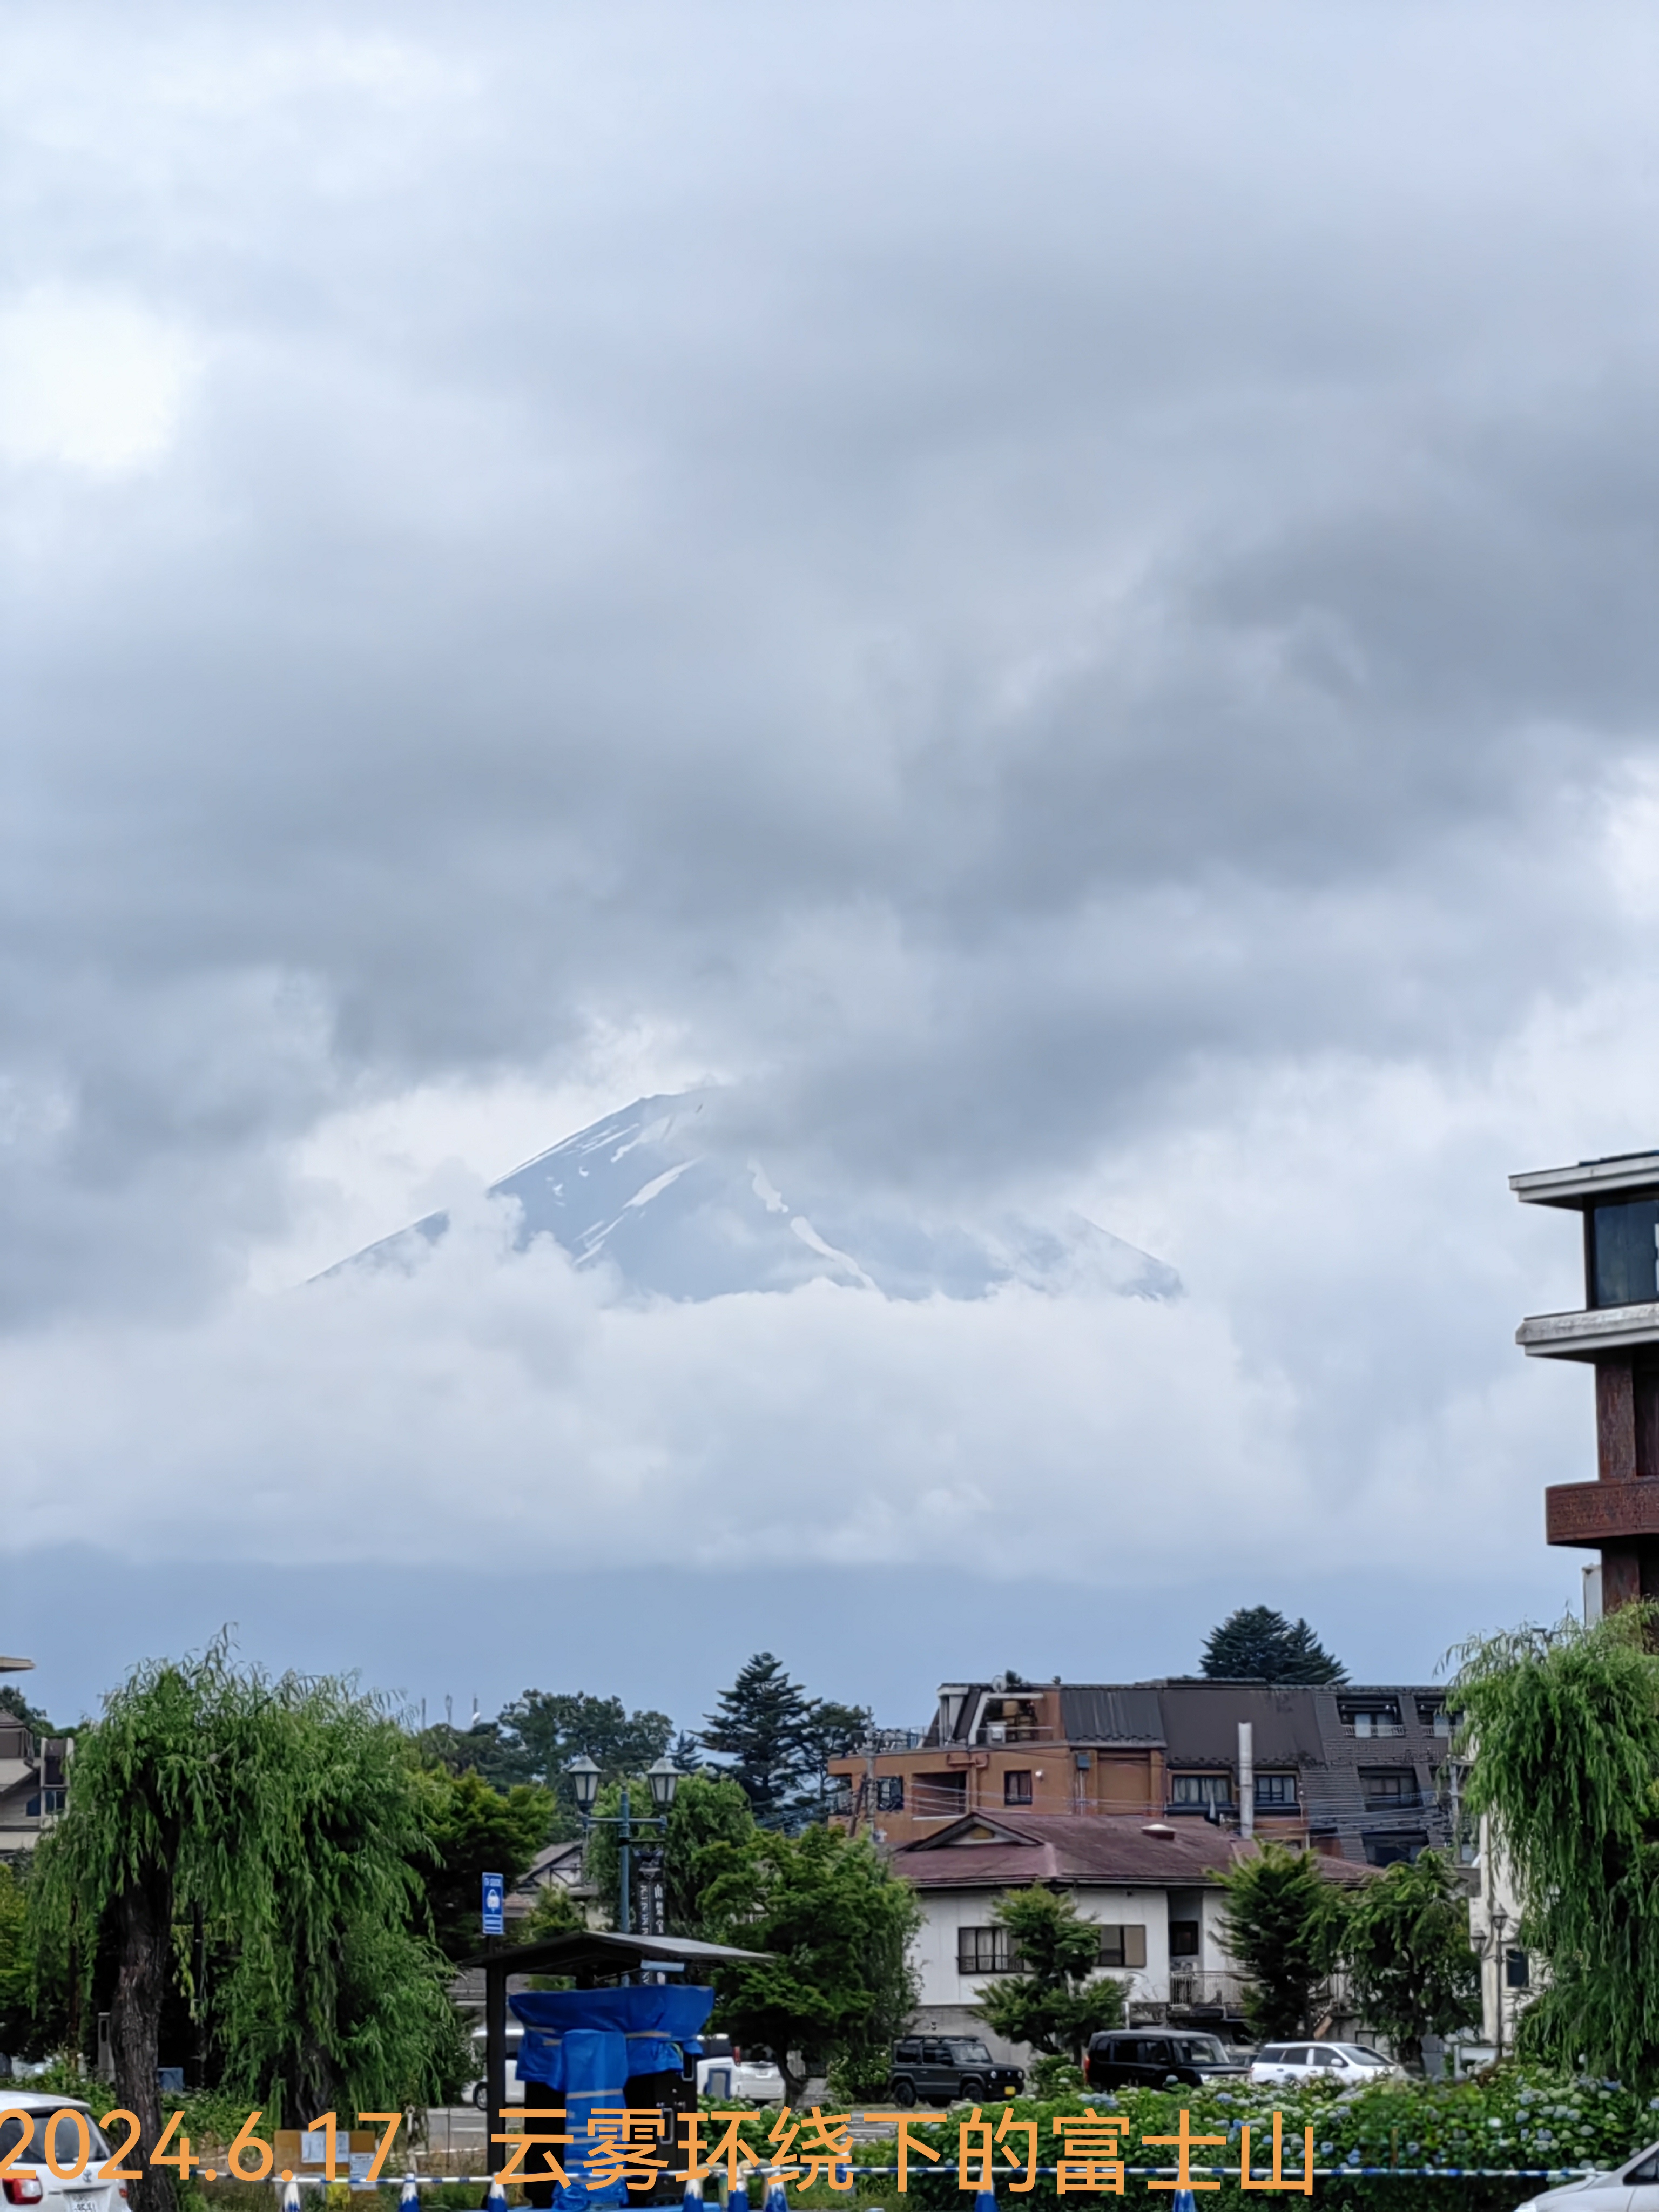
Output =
[{"x1": 569, "y1": 1753, "x2": 682, "y2": 1940}]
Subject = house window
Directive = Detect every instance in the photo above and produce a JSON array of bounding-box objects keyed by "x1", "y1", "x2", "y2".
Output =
[
  {"x1": 1506, "y1": 1948, "x2": 1530, "y2": 1990},
  {"x1": 1096, "y1": 1924, "x2": 1148, "y2": 1969},
  {"x1": 1169, "y1": 1920, "x2": 1200, "y2": 1958},
  {"x1": 25, "y1": 1790, "x2": 65, "y2": 1818},
  {"x1": 1363, "y1": 1833, "x2": 1426, "y2": 1867},
  {"x1": 958, "y1": 1926, "x2": 1016, "y2": 1974},
  {"x1": 828, "y1": 1781, "x2": 854, "y2": 1816},
  {"x1": 1360, "y1": 1771, "x2": 1417, "y2": 1811},
  {"x1": 1254, "y1": 1773, "x2": 1298, "y2": 1809},
  {"x1": 1589, "y1": 1198, "x2": 1659, "y2": 1309},
  {"x1": 1169, "y1": 1774, "x2": 1230, "y2": 1811},
  {"x1": 875, "y1": 1777, "x2": 905, "y2": 1812},
  {"x1": 913, "y1": 1773, "x2": 967, "y2": 1817},
  {"x1": 1341, "y1": 1701, "x2": 1404, "y2": 1737},
  {"x1": 1004, "y1": 1771, "x2": 1034, "y2": 1805}
]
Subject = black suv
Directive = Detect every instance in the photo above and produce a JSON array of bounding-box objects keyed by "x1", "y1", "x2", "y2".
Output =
[
  {"x1": 889, "y1": 2035, "x2": 1023, "y2": 2105},
  {"x1": 1084, "y1": 2031, "x2": 1246, "y2": 2092}
]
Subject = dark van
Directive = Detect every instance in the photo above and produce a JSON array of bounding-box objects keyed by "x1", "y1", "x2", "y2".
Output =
[
  {"x1": 889, "y1": 2035, "x2": 1024, "y2": 2105},
  {"x1": 1084, "y1": 2031, "x2": 1246, "y2": 2092}
]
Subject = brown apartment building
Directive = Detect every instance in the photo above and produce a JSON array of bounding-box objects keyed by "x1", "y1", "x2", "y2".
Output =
[{"x1": 829, "y1": 1675, "x2": 1455, "y2": 1867}]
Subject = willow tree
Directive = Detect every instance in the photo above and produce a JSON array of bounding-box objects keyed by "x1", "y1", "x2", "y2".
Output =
[
  {"x1": 32, "y1": 1642, "x2": 458, "y2": 2212},
  {"x1": 1452, "y1": 1607, "x2": 1659, "y2": 2088}
]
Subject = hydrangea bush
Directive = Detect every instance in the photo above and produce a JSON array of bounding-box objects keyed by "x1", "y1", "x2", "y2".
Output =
[{"x1": 778, "y1": 2068, "x2": 1659, "y2": 2212}]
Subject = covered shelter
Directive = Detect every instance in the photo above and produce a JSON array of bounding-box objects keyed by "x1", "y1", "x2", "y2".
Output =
[{"x1": 454, "y1": 1930, "x2": 771, "y2": 2185}]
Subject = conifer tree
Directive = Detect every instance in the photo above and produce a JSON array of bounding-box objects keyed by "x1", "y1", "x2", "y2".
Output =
[
  {"x1": 1201, "y1": 1606, "x2": 1347, "y2": 1684},
  {"x1": 701, "y1": 1653, "x2": 813, "y2": 1824}
]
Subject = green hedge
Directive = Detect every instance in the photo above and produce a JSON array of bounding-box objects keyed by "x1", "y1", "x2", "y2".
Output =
[{"x1": 718, "y1": 2067, "x2": 1659, "y2": 2212}]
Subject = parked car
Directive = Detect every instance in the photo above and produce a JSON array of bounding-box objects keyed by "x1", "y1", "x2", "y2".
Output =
[
  {"x1": 0, "y1": 2097, "x2": 125, "y2": 2209},
  {"x1": 1085, "y1": 2032, "x2": 1247, "y2": 2092},
  {"x1": 694, "y1": 2036, "x2": 786, "y2": 2103},
  {"x1": 888, "y1": 2036, "x2": 1023, "y2": 2106},
  {"x1": 465, "y1": 2024, "x2": 526, "y2": 2108},
  {"x1": 1512, "y1": 2139, "x2": 1659, "y2": 2209},
  {"x1": 1247, "y1": 2041, "x2": 1401, "y2": 2087}
]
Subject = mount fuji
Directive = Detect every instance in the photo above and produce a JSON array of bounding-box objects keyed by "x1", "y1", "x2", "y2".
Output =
[{"x1": 346, "y1": 1089, "x2": 1182, "y2": 1305}]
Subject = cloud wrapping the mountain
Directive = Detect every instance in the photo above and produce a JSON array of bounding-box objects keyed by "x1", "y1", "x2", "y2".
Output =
[{"x1": 2, "y1": 2, "x2": 1656, "y2": 1634}]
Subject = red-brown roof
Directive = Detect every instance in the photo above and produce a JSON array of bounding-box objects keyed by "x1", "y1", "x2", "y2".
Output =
[
  {"x1": 892, "y1": 1813, "x2": 1375, "y2": 1890},
  {"x1": 892, "y1": 1812, "x2": 1240, "y2": 1887}
]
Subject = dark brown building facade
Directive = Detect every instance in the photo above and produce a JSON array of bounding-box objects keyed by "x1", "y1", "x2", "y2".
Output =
[{"x1": 1513, "y1": 1149, "x2": 1659, "y2": 1609}]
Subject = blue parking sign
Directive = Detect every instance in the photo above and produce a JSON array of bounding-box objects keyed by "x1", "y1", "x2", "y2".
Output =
[{"x1": 482, "y1": 1871, "x2": 504, "y2": 1935}]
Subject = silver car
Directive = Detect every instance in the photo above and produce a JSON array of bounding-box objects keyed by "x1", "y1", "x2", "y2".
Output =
[
  {"x1": 0, "y1": 2096, "x2": 125, "y2": 2212},
  {"x1": 1514, "y1": 2140, "x2": 1659, "y2": 2209},
  {"x1": 1248, "y1": 2041, "x2": 1401, "y2": 2086}
]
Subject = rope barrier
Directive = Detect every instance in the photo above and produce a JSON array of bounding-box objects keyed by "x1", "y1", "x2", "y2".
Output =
[{"x1": 266, "y1": 2162, "x2": 1599, "y2": 2187}]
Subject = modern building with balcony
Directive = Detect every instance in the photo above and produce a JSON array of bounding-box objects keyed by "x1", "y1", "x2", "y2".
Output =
[
  {"x1": 829, "y1": 1675, "x2": 1454, "y2": 1866},
  {"x1": 1511, "y1": 1148, "x2": 1659, "y2": 1610}
]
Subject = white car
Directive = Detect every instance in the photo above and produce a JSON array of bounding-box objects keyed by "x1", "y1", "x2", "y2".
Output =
[
  {"x1": 0, "y1": 2096, "x2": 126, "y2": 2210},
  {"x1": 465, "y1": 2026, "x2": 525, "y2": 2109},
  {"x1": 462, "y1": 2025, "x2": 785, "y2": 2110},
  {"x1": 695, "y1": 2039, "x2": 785, "y2": 2104},
  {"x1": 1514, "y1": 2140, "x2": 1659, "y2": 2209},
  {"x1": 1248, "y1": 2041, "x2": 1401, "y2": 2086}
]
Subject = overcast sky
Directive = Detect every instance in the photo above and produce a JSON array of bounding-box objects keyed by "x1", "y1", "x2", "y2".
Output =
[{"x1": 5, "y1": 2, "x2": 1658, "y2": 1723}]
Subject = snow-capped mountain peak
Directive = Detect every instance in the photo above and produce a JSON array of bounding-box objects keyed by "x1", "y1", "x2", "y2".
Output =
[{"x1": 345, "y1": 1089, "x2": 1181, "y2": 1305}]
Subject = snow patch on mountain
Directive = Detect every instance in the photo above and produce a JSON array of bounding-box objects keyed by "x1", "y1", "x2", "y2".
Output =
[{"x1": 342, "y1": 1089, "x2": 1182, "y2": 1305}]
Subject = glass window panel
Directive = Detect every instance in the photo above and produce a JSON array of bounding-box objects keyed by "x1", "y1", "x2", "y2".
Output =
[{"x1": 1591, "y1": 1199, "x2": 1659, "y2": 1309}]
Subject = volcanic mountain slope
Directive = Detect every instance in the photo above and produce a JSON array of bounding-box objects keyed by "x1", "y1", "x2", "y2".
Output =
[{"x1": 347, "y1": 1089, "x2": 1182, "y2": 1305}]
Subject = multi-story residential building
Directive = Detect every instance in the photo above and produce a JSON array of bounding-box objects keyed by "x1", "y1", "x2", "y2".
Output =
[
  {"x1": 0, "y1": 1723, "x2": 70, "y2": 1858},
  {"x1": 892, "y1": 1807, "x2": 1373, "y2": 2053},
  {"x1": 830, "y1": 1676, "x2": 1455, "y2": 1866}
]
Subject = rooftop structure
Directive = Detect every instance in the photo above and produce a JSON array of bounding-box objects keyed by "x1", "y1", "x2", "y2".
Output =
[{"x1": 829, "y1": 1675, "x2": 1454, "y2": 1866}]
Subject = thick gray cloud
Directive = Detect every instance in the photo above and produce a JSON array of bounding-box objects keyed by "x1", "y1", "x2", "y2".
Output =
[{"x1": 3, "y1": 2, "x2": 1657, "y2": 1692}]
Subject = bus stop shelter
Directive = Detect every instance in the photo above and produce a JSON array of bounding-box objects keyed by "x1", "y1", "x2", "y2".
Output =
[{"x1": 454, "y1": 1929, "x2": 771, "y2": 2177}]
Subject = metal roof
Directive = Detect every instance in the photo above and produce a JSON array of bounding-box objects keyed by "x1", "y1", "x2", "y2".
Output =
[
  {"x1": 1060, "y1": 1687, "x2": 1165, "y2": 1744},
  {"x1": 453, "y1": 1929, "x2": 770, "y2": 1975},
  {"x1": 1157, "y1": 1683, "x2": 1328, "y2": 1765}
]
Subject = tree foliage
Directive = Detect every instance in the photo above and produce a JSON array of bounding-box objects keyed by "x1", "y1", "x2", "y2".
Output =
[
  {"x1": 1343, "y1": 1849, "x2": 1479, "y2": 2070},
  {"x1": 414, "y1": 1690, "x2": 672, "y2": 1823},
  {"x1": 972, "y1": 1887, "x2": 1125, "y2": 2061},
  {"x1": 1452, "y1": 1607, "x2": 1659, "y2": 2089},
  {"x1": 1217, "y1": 1841, "x2": 1344, "y2": 2039},
  {"x1": 0, "y1": 1688, "x2": 53, "y2": 1738},
  {"x1": 702, "y1": 1653, "x2": 814, "y2": 1825},
  {"x1": 32, "y1": 1642, "x2": 460, "y2": 2212},
  {"x1": 582, "y1": 1770, "x2": 759, "y2": 1934},
  {"x1": 701, "y1": 1653, "x2": 869, "y2": 1828},
  {"x1": 420, "y1": 1768, "x2": 556, "y2": 1959},
  {"x1": 0, "y1": 1864, "x2": 36, "y2": 2052},
  {"x1": 700, "y1": 1823, "x2": 920, "y2": 2102},
  {"x1": 1201, "y1": 1607, "x2": 1347, "y2": 1684}
]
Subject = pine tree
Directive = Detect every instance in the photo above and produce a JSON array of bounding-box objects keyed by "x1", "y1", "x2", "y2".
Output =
[
  {"x1": 1201, "y1": 1606, "x2": 1347, "y2": 1684},
  {"x1": 700, "y1": 1653, "x2": 813, "y2": 1825}
]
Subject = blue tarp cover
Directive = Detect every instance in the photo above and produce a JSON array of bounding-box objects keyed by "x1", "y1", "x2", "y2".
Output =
[{"x1": 508, "y1": 1985, "x2": 716, "y2": 2210}]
